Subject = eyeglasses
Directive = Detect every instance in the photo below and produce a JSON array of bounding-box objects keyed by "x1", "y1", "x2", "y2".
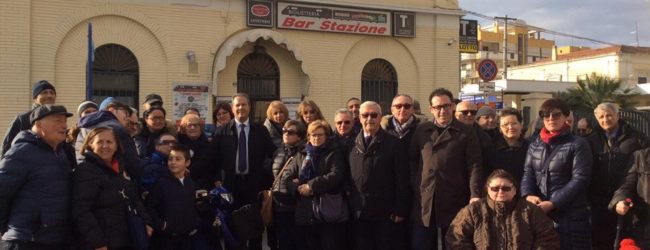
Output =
[
  {"x1": 159, "y1": 140, "x2": 176, "y2": 146},
  {"x1": 489, "y1": 185, "x2": 513, "y2": 192},
  {"x1": 282, "y1": 128, "x2": 297, "y2": 136},
  {"x1": 457, "y1": 110, "x2": 477, "y2": 116},
  {"x1": 360, "y1": 112, "x2": 379, "y2": 119},
  {"x1": 539, "y1": 111, "x2": 563, "y2": 119},
  {"x1": 336, "y1": 120, "x2": 351, "y2": 125},
  {"x1": 431, "y1": 103, "x2": 453, "y2": 111},
  {"x1": 392, "y1": 104, "x2": 413, "y2": 110},
  {"x1": 500, "y1": 122, "x2": 520, "y2": 128}
]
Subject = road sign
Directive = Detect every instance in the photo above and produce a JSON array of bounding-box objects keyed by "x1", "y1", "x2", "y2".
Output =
[
  {"x1": 478, "y1": 59, "x2": 498, "y2": 82},
  {"x1": 479, "y1": 82, "x2": 495, "y2": 92}
]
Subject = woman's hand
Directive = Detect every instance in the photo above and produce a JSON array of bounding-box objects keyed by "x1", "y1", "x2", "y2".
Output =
[
  {"x1": 537, "y1": 201, "x2": 554, "y2": 214},
  {"x1": 298, "y1": 184, "x2": 313, "y2": 197},
  {"x1": 615, "y1": 200, "x2": 633, "y2": 215},
  {"x1": 95, "y1": 247, "x2": 108, "y2": 250},
  {"x1": 526, "y1": 195, "x2": 542, "y2": 205},
  {"x1": 146, "y1": 225, "x2": 154, "y2": 237}
]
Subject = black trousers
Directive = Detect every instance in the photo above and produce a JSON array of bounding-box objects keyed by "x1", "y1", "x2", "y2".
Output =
[
  {"x1": 155, "y1": 234, "x2": 194, "y2": 250},
  {"x1": 296, "y1": 223, "x2": 344, "y2": 250},
  {"x1": 352, "y1": 219, "x2": 399, "y2": 250}
]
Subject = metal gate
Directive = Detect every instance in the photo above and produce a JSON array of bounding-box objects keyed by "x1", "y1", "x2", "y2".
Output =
[
  {"x1": 92, "y1": 44, "x2": 139, "y2": 108},
  {"x1": 361, "y1": 59, "x2": 398, "y2": 113},
  {"x1": 237, "y1": 45, "x2": 280, "y2": 123}
]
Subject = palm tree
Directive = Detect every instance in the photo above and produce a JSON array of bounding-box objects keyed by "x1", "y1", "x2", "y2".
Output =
[{"x1": 554, "y1": 73, "x2": 639, "y2": 111}]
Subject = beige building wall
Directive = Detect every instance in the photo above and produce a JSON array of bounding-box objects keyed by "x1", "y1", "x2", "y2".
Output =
[{"x1": 0, "y1": 0, "x2": 463, "y2": 133}]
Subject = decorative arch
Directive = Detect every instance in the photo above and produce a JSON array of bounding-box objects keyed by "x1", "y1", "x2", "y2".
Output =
[{"x1": 212, "y1": 29, "x2": 311, "y2": 96}]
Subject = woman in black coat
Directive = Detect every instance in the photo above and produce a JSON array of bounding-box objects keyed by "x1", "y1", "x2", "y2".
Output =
[
  {"x1": 72, "y1": 127, "x2": 152, "y2": 250},
  {"x1": 285, "y1": 120, "x2": 347, "y2": 250}
]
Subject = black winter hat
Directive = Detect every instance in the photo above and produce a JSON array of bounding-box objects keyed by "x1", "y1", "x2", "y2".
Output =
[
  {"x1": 30, "y1": 104, "x2": 73, "y2": 125},
  {"x1": 32, "y1": 80, "x2": 56, "y2": 99},
  {"x1": 144, "y1": 93, "x2": 163, "y2": 106}
]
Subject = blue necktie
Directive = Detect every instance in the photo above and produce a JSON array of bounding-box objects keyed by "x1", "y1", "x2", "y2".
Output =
[{"x1": 238, "y1": 124, "x2": 247, "y2": 174}]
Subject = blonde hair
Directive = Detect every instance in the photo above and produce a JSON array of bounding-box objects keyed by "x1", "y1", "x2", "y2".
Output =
[
  {"x1": 298, "y1": 100, "x2": 325, "y2": 124},
  {"x1": 266, "y1": 100, "x2": 289, "y2": 121},
  {"x1": 307, "y1": 119, "x2": 331, "y2": 137},
  {"x1": 179, "y1": 113, "x2": 202, "y2": 134}
]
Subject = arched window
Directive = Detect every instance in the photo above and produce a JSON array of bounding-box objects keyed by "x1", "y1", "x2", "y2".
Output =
[
  {"x1": 92, "y1": 44, "x2": 139, "y2": 107},
  {"x1": 361, "y1": 59, "x2": 398, "y2": 113},
  {"x1": 237, "y1": 45, "x2": 280, "y2": 123}
]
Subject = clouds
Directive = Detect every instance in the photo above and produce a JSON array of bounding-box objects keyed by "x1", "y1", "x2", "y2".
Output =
[{"x1": 460, "y1": 0, "x2": 650, "y2": 47}]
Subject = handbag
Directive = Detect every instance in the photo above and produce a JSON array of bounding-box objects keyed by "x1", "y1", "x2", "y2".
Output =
[
  {"x1": 312, "y1": 192, "x2": 349, "y2": 223},
  {"x1": 231, "y1": 203, "x2": 264, "y2": 241},
  {"x1": 119, "y1": 188, "x2": 149, "y2": 250},
  {"x1": 259, "y1": 156, "x2": 294, "y2": 226}
]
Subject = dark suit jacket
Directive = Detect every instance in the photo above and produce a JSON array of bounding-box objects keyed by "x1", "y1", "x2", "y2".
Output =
[{"x1": 213, "y1": 119, "x2": 276, "y2": 208}]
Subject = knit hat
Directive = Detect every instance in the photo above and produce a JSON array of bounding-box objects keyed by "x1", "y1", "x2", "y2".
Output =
[
  {"x1": 32, "y1": 80, "x2": 56, "y2": 99},
  {"x1": 30, "y1": 104, "x2": 73, "y2": 125},
  {"x1": 77, "y1": 101, "x2": 98, "y2": 116},
  {"x1": 99, "y1": 97, "x2": 117, "y2": 111},
  {"x1": 144, "y1": 93, "x2": 163, "y2": 106},
  {"x1": 475, "y1": 106, "x2": 496, "y2": 120}
]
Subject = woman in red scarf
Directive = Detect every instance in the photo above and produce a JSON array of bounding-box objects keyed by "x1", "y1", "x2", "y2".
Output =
[{"x1": 520, "y1": 98, "x2": 593, "y2": 250}]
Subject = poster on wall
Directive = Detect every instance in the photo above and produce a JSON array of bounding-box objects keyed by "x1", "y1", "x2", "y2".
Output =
[
  {"x1": 172, "y1": 83, "x2": 210, "y2": 125},
  {"x1": 282, "y1": 97, "x2": 302, "y2": 121},
  {"x1": 277, "y1": 1, "x2": 392, "y2": 36},
  {"x1": 247, "y1": 0, "x2": 274, "y2": 28}
]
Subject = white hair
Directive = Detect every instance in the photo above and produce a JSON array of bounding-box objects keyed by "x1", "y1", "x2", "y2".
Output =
[
  {"x1": 594, "y1": 102, "x2": 619, "y2": 115},
  {"x1": 360, "y1": 101, "x2": 382, "y2": 115}
]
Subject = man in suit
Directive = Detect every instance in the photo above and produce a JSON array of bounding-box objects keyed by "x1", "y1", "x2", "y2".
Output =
[
  {"x1": 409, "y1": 88, "x2": 482, "y2": 250},
  {"x1": 213, "y1": 93, "x2": 276, "y2": 250}
]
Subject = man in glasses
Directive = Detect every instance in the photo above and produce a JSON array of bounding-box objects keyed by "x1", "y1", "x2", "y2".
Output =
[
  {"x1": 409, "y1": 88, "x2": 482, "y2": 250},
  {"x1": 521, "y1": 98, "x2": 593, "y2": 249},
  {"x1": 455, "y1": 100, "x2": 496, "y2": 180},
  {"x1": 585, "y1": 102, "x2": 649, "y2": 249},
  {"x1": 75, "y1": 97, "x2": 143, "y2": 179},
  {"x1": 141, "y1": 133, "x2": 177, "y2": 191},
  {"x1": 475, "y1": 106, "x2": 500, "y2": 140},
  {"x1": 382, "y1": 94, "x2": 423, "y2": 143},
  {"x1": 332, "y1": 108, "x2": 357, "y2": 155},
  {"x1": 347, "y1": 101, "x2": 409, "y2": 250}
]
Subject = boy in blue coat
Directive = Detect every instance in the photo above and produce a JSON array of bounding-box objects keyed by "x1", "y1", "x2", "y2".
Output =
[{"x1": 146, "y1": 144, "x2": 200, "y2": 250}]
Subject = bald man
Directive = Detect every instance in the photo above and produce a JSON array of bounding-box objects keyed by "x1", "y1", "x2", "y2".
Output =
[{"x1": 455, "y1": 101, "x2": 496, "y2": 180}]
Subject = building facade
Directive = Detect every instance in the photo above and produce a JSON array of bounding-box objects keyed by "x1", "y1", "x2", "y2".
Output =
[{"x1": 0, "y1": 0, "x2": 464, "y2": 131}]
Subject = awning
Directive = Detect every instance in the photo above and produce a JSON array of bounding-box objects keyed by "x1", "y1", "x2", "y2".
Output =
[
  {"x1": 461, "y1": 79, "x2": 577, "y2": 95},
  {"x1": 212, "y1": 28, "x2": 311, "y2": 96}
]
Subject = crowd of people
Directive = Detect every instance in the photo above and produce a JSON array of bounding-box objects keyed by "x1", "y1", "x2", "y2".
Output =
[{"x1": 1, "y1": 80, "x2": 650, "y2": 250}]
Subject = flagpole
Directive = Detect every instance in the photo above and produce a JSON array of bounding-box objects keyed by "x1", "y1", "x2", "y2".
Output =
[{"x1": 86, "y1": 22, "x2": 94, "y2": 100}]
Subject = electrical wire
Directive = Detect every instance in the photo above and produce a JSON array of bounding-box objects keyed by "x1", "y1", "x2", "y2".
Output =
[{"x1": 463, "y1": 9, "x2": 621, "y2": 47}]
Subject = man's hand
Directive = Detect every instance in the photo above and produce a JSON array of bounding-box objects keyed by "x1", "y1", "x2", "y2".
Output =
[
  {"x1": 526, "y1": 195, "x2": 542, "y2": 205},
  {"x1": 469, "y1": 197, "x2": 480, "y2": 204},
  {"x1": 616, "y1": 200, "x2": 633, "y2": 216},
  {"x1": 538, "y1": 201, "x2": 554, "y2": 214},
  {"x1": 146, "y1": 225, "x2": 154, "y2": 237},
  {"x1": 298, "y1": 184, "x2": 312, "y2": 197},
  {"x1": 95, "y1": 247, "x2": 108, "y2": 250}
]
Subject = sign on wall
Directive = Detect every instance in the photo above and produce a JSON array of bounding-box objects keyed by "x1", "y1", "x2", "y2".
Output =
[
  {"x1": 247, "y1": 0, "x2": 275, "y2": 28},
  {"x1": 277, "y1": 2, "x2": 392, "y2": 36},
  {"x1": 172, "y1": 84, "x2": 210, "y2": 125},
  {"x1": 393, "y1": 12, "x2": 415, "y2": 37},
  {"x1": 459, "y1": 19, "x2": 478, "y2": 53}
]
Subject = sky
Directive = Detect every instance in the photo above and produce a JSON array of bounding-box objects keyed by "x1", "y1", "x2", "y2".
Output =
[{"x1": 459, "y1": 0, "x2": 650, "y2": 48}]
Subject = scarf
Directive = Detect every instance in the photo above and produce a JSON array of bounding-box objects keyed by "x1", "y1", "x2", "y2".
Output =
[
  {"x1": 392, "y1": 116, "x2": 414, "y2": 138},
  {"x1": 299, "y1": 142, "x2": 328, "y2": 182},
  {"x1": 539, "y1": 125, "x2": 569, "y2": 144}
]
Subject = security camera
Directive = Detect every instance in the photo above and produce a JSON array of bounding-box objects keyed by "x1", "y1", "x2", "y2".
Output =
[{"x1": 447, "y1": 39, "x2": 455, "y2": 46}]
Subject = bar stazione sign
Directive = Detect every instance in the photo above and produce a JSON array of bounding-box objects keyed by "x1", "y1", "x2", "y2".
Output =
[{"x1": 277, "y1": 2, "x2": 392, "y2": 36}]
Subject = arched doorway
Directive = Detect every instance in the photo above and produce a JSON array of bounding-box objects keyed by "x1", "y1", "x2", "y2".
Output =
[
  {"x1": 92, "y1": 44, "x2": 139, "y2": 107},
  {"x1": 237, "y1": 44, "x2": 280, "y2": 123},
  {"x1": 361, "y1": 59, "x2": 398, "y2": 113}
]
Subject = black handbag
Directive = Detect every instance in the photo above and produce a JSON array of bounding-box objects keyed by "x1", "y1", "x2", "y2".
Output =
[
  {"x1": 230, "y1": 203, "x2": 264, "y2": 241},
  {"x1": 312, "y1": 193, "x2": 349, "y2": 223},
  {"x1": 120, "y1": 188, "x2": 149, "y2": 250}
]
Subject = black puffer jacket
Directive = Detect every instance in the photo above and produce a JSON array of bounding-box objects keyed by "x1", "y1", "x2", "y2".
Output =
[
  {"x1": 521, "y1": 129, "x2": 593, "y2": 249},
  {"x1": 272, "y1": 142, "x2": 304, "y2": 211},
  {"x1": 491, "y1": 136, "x2": 529, "y2": 184},
  {"x1": 285, "y1": 142, "x2": 347, "y2": 225},
  {"x1": 586, "y1": 120, "x2": 649, "y2": 207},
  {"x1": 146, "y1": 174, "x2": 200, "y2": 236},
  {"x1": 72, "y1": 152, "x2": 151, "y2": 249},
  {"x1": 0, "y1": 131, "x2": 72, "y2": 244},
  {"x1": 609, "y1": 148, "x2": 650, "y2": 249}
]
